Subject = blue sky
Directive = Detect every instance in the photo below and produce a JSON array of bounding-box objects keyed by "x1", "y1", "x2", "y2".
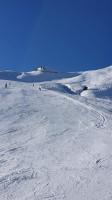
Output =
[{"x1": 0, "y1": 0, "x2": 112, "y2": 72}]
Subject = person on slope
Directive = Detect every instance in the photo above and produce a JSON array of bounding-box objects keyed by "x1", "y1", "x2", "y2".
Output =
[
  {"x1": 5, "y1": 83, "x2": 7, "y2": 88},
  {"x1": 39, "y1": 86, "x2": 41, "y2": 91}
]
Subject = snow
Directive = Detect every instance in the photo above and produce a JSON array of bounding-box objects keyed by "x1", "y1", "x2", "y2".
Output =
[{"x1": 0, "y1": 66, "x2": 112, "y2": 199}]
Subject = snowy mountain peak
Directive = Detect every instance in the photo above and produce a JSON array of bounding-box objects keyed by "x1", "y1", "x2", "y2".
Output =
[{"x1": 0, "y1": 66, "x2": 80, "y2": 83}]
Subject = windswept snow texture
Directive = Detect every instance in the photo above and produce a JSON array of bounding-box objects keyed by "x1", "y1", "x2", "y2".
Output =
[{"x1": 0, "y1": 66, "x2": 112, "y2": 200}]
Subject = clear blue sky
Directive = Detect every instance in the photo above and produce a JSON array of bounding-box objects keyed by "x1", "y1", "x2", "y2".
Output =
[{"x1": 0, "y1": 0, "x2": 112, "y2": 72}]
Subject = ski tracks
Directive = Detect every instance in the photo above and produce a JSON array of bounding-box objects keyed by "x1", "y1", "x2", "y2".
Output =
[{"x1": 44, "y1": 88, "x2": 106, "y2": 130}]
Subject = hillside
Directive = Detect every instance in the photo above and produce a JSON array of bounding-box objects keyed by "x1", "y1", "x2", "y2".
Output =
[{"x1": 0, "y1": 66, "x2": 112, "y2": 200}]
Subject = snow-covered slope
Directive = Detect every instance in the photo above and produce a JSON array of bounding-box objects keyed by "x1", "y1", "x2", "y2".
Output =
[{"x1": 0, "y1": 66, "x2": 112, "y2": 200}]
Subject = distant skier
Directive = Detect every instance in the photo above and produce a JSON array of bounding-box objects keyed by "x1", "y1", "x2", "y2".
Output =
[
  {"x1": 5, "y1": 83, "x2": 7, "y2": 88},
  {"x1": 39, "y1": 86, "x2": 41, "y2": 91},
  {"x1": 33, "y1": 84, "x2": 34, "y2": 87}
]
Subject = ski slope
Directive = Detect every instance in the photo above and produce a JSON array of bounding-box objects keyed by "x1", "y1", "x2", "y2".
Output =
[{"x1": 0, "y1": 66, "x2": 112, "y2": 200}]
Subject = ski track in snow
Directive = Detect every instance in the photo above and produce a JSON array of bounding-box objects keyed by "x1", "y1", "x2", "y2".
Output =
[{"x1": 45, "y1": 87, "x2": 106, "y2": 130}]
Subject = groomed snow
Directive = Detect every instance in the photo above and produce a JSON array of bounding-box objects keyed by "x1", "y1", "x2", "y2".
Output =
[{"x1": 0, "y1": 66, "x2": 112, "y2": 200}]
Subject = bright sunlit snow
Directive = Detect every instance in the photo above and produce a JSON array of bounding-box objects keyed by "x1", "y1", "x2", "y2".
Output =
[{"x1": 0, "y1": 66, "x2": 112, "y2": 200}]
